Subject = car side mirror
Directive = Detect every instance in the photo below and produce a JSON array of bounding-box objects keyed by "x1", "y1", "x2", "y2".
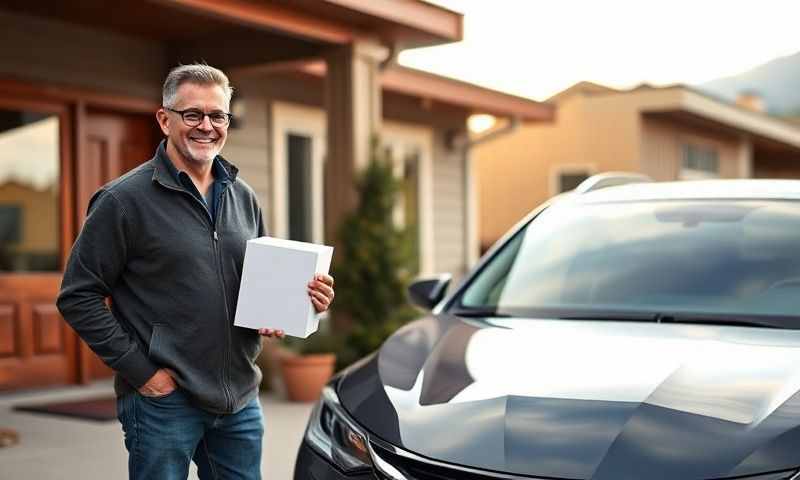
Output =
[{"x1": 407, "y1": 274, "x2": 452, "y2": 311}]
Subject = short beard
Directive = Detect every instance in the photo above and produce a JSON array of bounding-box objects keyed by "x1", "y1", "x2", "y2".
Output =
[{"x1": 175, "y1": 139, "x2": 220, "y2": 166}]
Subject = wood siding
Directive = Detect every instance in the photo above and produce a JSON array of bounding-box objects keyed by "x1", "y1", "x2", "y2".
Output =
[{"x1": 431, "y1": 131, "x2": 466, "y2": 276}]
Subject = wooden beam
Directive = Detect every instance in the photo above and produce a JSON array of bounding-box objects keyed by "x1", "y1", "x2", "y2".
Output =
[
  {"x1": 152, "y1": 0, "x2": 354, "y2": 44},
  {"x1": 322, "y1": 0, "x2": 462, "y2": 42},
  {"x1": 0, "y1": 76, "x2": 158, "y2": 113}
]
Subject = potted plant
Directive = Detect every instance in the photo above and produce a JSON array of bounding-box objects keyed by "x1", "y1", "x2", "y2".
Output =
[{"x1": 279, "y1": 330, "x2": 343, "y2": 402}]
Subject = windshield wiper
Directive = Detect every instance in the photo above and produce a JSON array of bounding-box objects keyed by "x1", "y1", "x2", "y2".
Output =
[
  {"x1": 449, "y1": 308, "x2": 511, "y2": 318},
  {"x1": 656, "y1": 314, "x2": 785, "y2": 329},
  {"x1": 556, "y1": 312, "x2": 659, "y2": 322}
]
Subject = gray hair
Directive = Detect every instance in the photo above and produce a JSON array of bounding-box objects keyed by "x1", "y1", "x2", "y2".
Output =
[{"x1": 162, "y1": 63, "x2": 234, "y2": 109}]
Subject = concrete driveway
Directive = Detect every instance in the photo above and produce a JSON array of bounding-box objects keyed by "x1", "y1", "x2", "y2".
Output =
[{"x1": 0, "y1": 381, "x2": 314, "y2": 480}]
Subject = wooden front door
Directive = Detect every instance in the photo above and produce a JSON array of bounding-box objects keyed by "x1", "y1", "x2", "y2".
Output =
[
  {"x1": 0, "y1": 98, "x2": 77, "y2": 390},
  {"x1": 75, "y1": 109, "x2": 161, "y2": 381}
]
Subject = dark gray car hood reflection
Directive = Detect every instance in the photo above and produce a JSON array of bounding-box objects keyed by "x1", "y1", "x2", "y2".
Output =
[{"x1": 337, "y1": 314, "x2": 800, "y2": 479}]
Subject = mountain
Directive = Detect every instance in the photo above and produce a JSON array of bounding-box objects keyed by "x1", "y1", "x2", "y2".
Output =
[{"x1": 699, "y1": 51, "x2": 800, "y2": 116}]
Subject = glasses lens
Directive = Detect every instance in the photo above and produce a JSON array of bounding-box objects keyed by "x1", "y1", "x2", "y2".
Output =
[
  {"x1": 209, "y1": 112, "x2": 229, "y2": 126},
  {"x1": 182, "y1": 110, "x2": 203, "y2": 126}
]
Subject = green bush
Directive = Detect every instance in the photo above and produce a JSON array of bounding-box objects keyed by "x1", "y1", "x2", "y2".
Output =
[{"x1": 332, "y1": 136, "x2": 420, "y2": 367}]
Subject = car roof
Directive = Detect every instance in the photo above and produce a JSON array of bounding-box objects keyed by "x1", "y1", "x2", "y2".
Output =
[{"x1": 568, "y1": 179, "x2": 800, "y2": 204}]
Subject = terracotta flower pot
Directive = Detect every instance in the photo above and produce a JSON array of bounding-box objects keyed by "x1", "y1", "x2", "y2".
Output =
[{"x1": 279, "y1": 353, "x2": 336, "y2": 402}]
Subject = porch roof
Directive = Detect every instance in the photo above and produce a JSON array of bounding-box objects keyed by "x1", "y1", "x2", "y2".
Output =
[
  {"x1": 1, "y1": 0, "x2": 462, "y2": 52},
  {"x1": 271, "y1": 60, "x2": 554, "y2": 122},
  {"x1": 638, "y1": 85, "x2": 800, "y2": 153},
  {"x1": 553, "y1": 81, "x2": 800, "y2": 154}
]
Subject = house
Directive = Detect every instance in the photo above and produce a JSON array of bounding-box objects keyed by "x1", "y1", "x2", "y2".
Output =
[
  {"x1": 474, "y1": 81, "x2": 800, "y2": 251},
  {"x1": 0, "y1": 0, "x2": 553, "y2": 391}
]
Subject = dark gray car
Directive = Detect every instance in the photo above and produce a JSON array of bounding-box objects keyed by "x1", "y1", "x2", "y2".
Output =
[{"x1": 294, "y1": 179, "x2": 800, "y2": 480}]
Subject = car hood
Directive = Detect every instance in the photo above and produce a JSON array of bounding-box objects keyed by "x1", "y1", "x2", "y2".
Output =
[{"x1": 337, "y1": 314, "x2": 800, "y2": 479}]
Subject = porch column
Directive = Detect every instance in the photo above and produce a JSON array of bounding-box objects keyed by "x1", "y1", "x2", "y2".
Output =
[
  {"x1": 738, "y1": 135, "x2": 753, "y2": 178},
  {"x1": 464, "y1": 147, "x2": 480, "y2": 269},
  {"x1": 323, "y1": 41, "x2": 388, "y2": 243}
]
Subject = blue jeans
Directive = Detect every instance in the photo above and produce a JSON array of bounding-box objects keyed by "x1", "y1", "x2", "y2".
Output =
[{"x1": 116, "y1": 388, "x2": 263, "y2": 480}]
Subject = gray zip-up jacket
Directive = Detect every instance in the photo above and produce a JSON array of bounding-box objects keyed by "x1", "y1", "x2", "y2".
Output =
[{"x1": 57, "y1": 143, "x2": 265, "y2": 414}]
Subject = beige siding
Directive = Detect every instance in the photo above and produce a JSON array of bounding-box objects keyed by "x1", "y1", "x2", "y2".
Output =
[
  {"x1": 234, "y1": 74, "x2": 325, "y2": 233},
  {"x1": 474, "y1": 97, "x2": 596, "y2": 249},
  {"x1": 640, "y1": 117, "x2": 746, "y2": 180},
  {"x1": 219, "y1": 75, "x2": 472, "y2": 276},
  {"x1": 225, "y1": 75, "x2": 271, "y2": 229},
  {"x1": 0, "y1": 10, "x2": 165, "y2": 99},
  {"x1": 384, "y1": 93, "x2": 470, "y2": 276},
  {"x1": 639, "y1": 118, "x2": 681, "y2": 180},
  {"x1": 221, "y1": 73, "x2": 326, "y2": 235},
  {"x1": 475, "y1": 87, "x2": 760, "y2": 248},
  {"x1": 432, "y1": 131, "x2": 466, "y2": 276}
]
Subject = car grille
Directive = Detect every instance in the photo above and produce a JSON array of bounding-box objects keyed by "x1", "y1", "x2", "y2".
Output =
[
  {"x1": 370, "y1": 442, "x2": 537, "y2": 480},
  {"x1": 369, "y1": 442, "x2": 799, "y2": 480}
]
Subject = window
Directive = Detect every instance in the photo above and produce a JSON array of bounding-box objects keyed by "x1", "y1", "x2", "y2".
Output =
[
  {"x1": 681, "y1": 143, "x2": 719, "y2": 179},
  {"x1": 388, "y1": 145, "x2": 421, "y2": 231},
  {"x1": 0, "y1": 110, "x2": 60, "y2": 272},
  {"x1": 271, "y1": 102, "x2": 325, "y2": 244},
  {"x1": 382, "y1": 122, "x2": 434, "y2": 275},
  {"x1": 287, "y1": 133, "x2": 313, "y2": 243},
  {"x1": 558, "y1": 172, "x2": 590, "y2": 193}
]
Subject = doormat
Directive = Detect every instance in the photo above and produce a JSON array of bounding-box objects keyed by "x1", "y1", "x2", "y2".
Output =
[{"x1": 14, "y1": 395, "x2": 117, "y2": 422}]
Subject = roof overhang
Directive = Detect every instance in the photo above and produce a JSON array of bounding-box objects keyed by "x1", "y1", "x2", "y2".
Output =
[
  {"x1": 639, "y1": 87, "x2": 800, "y2": 151},
  {"x1": 152, "y1": 0, "x2": 462, "y2": 47},
  {"x1": 269, "y1": 60, "x2": 553, "y2": 122},
  {"x1": 307, "y1": 0, "x2": 463, "y2": 47},
  {"x1": 381, "y1": 67, "x2": 553, "y2": 122},
  {"x1": 1, "y1": 0, "x2": 462, "y2": 67}
]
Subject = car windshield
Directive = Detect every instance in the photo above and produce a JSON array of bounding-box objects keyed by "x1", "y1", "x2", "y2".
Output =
[{"x1": 455, "y1": 199, "x2": 800, "y2": 326}]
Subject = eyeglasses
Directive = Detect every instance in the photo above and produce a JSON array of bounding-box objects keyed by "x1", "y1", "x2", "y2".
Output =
[{"x1": 165, "y1": 107, "x2": 233, "y2": 128}]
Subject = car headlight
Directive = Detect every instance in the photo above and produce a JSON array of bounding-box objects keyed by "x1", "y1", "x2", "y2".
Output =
[{"x1": 305, "y1": 385, "x2": 373, "y2": 474}]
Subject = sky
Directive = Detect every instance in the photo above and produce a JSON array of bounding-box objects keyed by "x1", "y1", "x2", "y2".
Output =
[{"x1": 399, "y1": 0, "x2": 800, "y2": 102}]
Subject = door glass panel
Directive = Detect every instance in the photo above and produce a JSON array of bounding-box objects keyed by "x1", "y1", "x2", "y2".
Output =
[
  {"x1": 287, "y1": 133, "x2": 313, "y2": 242},
  {"x1": 0, "y1": 110, "x2": 60, "y2": 272}
]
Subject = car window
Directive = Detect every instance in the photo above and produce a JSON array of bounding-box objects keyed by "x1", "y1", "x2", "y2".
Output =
[{"x1": 458, "y1": 200, "x2": 800, "y2": 322}]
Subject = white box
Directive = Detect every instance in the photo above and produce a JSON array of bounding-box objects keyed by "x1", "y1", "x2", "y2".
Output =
[{"x1": 234, "y1": 236, "x2": 334, "y2": 338}]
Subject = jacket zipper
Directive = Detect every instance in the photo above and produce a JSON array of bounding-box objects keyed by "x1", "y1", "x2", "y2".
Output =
[
  {"x1": 156, "y1": 179, "x2": 235, "y2": 412},
  {"x1": 212, "y1": 191, "x2": 235, "y2": 413}
]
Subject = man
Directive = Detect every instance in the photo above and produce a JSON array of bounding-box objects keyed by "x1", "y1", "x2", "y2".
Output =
[{"x1": 57, "y1": 64, "x2": 335, "y2": 479}]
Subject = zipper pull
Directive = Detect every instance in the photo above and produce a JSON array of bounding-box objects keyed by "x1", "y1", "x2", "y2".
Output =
[{"x1": 213, "y1": 231, "x2": 219, "y2": 241}]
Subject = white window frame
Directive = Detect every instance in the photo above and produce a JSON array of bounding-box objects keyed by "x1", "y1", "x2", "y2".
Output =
[
  {"x1": 549, "y1": 164, "x2": 597, "y2": 196},
  {"x1": 271, "y1": 101, "x2": 326, "y2": 244},
  {"x1": 382, "y1": 121, "x2": 435, "y2": 276}
]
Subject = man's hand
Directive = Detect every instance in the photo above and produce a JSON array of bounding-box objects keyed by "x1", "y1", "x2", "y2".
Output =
[
  {"x1": 258, "y1": 328, "x2": 285, "y2": 338},
  {"x1": 138, "y1": 368, "x2": 177, "y2": 397},
  {"x1": 308, "y1": 273, "x2": 335, "y2": 313},
  {"x1": 257, "y1": 274, "x2": 334, "y2": 338}
]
